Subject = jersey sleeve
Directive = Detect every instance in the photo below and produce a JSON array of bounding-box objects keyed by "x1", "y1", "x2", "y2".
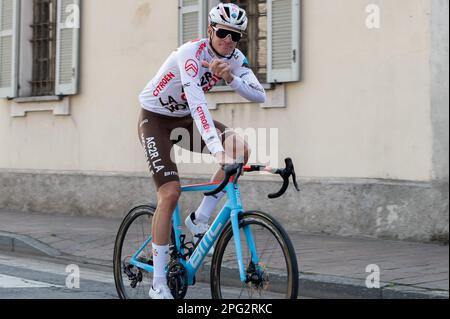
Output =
[
  {"x1": 227, "y1": 55, "x2": 266, "y2": 104},
  {"x1": 177, "y1": 45, "x2": 225, "y2": 155}
]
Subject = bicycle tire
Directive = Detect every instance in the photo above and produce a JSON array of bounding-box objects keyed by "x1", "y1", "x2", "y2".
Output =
[
  {"x1": 210, "y1": 210, "x2": 299, "y2": 299},
  {"x1": 113, "y1": 204, "x2": 177, "y2": 299}
]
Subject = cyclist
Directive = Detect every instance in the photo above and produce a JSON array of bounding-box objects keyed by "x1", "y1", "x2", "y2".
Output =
[{"x1": 138, "y1": 2, "x2": 266, "y2": 299}]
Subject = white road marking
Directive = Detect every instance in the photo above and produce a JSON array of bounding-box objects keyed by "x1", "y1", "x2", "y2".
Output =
[
  {"x1": 0, "y1": 274, "x2": 64, "y2": 289},
  {"x1": 0, "y1": 254, "x2": 114, "y2": 284}
]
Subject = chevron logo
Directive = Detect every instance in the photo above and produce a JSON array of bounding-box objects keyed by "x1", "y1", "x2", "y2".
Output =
[{"x1": 185, "y1": 59, "x2": 199, "y2": 78}]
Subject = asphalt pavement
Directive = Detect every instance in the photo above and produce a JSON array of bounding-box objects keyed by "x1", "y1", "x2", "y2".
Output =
[{"x1": 0, "y1": 210, "x2": 448, "y2": 299}]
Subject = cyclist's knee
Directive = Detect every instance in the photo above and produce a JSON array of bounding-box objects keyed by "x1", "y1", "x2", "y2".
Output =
[
  {"x1": 157, "y1": 182, "x2": 181, "y2": 205},
  {"x1": 242, "y1": 143, "x2": 251, "y2": 164},
  {"x1": 224, "y1": 134, "x2": 251, "y2": 164},
  {"x1": 238, "y1": 139, "x2": 252, "y2": 164},
  {"x1": 238, "y1": 143, "x2": 251, "y2": 165}
]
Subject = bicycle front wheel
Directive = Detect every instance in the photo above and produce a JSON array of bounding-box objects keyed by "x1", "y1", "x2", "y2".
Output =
[{"x1": 210, "y1": 211, "x2": 299, "y2": 299}]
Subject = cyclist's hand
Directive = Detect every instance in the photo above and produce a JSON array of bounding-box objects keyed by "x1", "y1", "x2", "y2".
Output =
[{"x1": 202, "y1": 60, "x2": 234, "y2": 84}]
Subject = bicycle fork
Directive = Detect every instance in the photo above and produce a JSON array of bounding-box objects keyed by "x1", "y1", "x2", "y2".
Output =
[
  {"x1": 230, "y1": 210, "x2": 259, "y2": 283},
  {"x1": 228, "y1": 184, "x2": 260, "y2": 283}
]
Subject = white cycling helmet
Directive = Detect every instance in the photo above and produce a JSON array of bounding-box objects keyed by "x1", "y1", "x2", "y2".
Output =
[{"x1": 208, "y1": 3, "x2": 248, "y2": 32}]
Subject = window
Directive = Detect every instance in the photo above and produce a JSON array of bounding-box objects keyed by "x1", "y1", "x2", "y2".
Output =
[
  {"x1": 0, "y1": 0, "x2": 80, "y2": 99},
  {"x1": 31, "y1": 0, "x2": 57, "y2": 96},
  {"x1": 179, "y1": 0, "x2": 300, "y2": 84},
  {"x1": 220, "y1": 0, "x2": 267, "y2": 84}
]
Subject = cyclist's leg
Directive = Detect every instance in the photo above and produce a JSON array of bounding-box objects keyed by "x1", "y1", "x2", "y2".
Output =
[
  {"x1": 138, "y1": 109, "x2": 182, "y2": 189},
  {"x1": 138, "y1": 108, "x2": 183, "y2": 293},
  {"x1": 152, "y1": 181, "x2": 180, "y2": 244},
  {"x1": 139, "y1": 109, "x2": 181, "y2": 241},
  {"x1": 177, "y1": 121, "x2": 251, "y2": 225},
  {"x1": 179, "y1": 120, "x2": 251, "y2": 174},
  {"x1": 212, "y1": 126, "x2": 251, "y2": 182}
]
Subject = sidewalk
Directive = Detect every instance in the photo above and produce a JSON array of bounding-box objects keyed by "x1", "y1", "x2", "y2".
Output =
[{"x1": 0, "y1": 210, "x2": 448, "y2": 299}]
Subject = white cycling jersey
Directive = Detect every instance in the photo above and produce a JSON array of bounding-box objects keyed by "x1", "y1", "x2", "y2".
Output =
[{"x1": 139, "y1": 38, "x2": 266, "y2": 155}]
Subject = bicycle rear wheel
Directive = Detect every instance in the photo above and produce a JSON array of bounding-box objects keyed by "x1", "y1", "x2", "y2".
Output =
[
  {"x1": 210, "y1": 211, "x2": 299, "y2": 299},
  {"x1": 113, "y1": 204, "x2": 168, "y2": 299}
]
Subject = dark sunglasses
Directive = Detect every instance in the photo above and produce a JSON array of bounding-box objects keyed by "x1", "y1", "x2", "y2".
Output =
[{"x1": 212, "y1": 26, "x2": 242, "y2": 42}]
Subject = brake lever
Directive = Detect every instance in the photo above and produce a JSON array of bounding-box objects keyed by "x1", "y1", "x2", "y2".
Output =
[
  {"x1": 268, "y1": 158, "x2": 300, "y2": 199},
  {"x1": 233, "y1": 164, "x2": 243, "y2": 184},
  {"x1": 204, "y1": 163, "x2": 241, "y2": 196},
  {"x1": 292, "y1": 170, "x2": 300, "y2": 192},
  {"x1": 204, "y1": 176, "x2": 229, "y2": 197}
]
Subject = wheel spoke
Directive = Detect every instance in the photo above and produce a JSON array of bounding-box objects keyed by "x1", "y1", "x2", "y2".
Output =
[
  {"x1": 114, "y1": 207, "x2": 160, "y2": 299},
  {"x1": 211, "y1": 214, "x2": 298, "y2": 299}
]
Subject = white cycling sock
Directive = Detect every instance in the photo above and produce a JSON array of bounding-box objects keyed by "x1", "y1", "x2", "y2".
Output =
[
  {"x1": 152, "y1": 243, "x2": 169, "y2": 289},
  {"x1": 194, "y1": 191, "x2": 226, "y2": 224}
]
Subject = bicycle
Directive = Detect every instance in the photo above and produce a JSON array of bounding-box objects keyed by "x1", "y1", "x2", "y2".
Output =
[{"x1": 113, "y1": 158, "x2": 300, "y2": 299}]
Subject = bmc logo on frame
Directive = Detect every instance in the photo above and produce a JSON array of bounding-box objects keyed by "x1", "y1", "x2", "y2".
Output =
[{"x1": 185, "y1": 59, "x2": 199, "y2": 78}]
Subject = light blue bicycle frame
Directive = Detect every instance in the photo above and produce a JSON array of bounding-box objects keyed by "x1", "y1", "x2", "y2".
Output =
[{"x1": 128, "y1": 181, "x2": 260, "y2": 285}]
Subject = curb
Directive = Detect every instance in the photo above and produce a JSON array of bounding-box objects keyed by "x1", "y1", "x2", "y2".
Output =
[
  {"x1": 0, "y1": 232, "x2": 448, "y2": 299},
  {"x1": 0, "y1": 231, "x2": 62, "y2": 258},
  {"x1": 296, "y1": 273, "x2": 449, "y2": 299},
  {"x1": 195, "y1": 263, "x2": 449, "y2": 299},
  {"x1": 0, "y1": 232, "x2": 111, "y2": 268}
]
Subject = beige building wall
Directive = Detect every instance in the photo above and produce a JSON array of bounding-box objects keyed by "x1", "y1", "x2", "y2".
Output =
[{"x1": 0, "y1": 0, "x2": 435, "y2": 182}]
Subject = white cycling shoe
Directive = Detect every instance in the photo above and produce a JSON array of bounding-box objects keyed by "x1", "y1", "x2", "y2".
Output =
[
  {"x1": 149, "y1": 285, "x2": 174, "y2": 299},
  {"x1": 185, "y1": 213, "x2": 214, "y2": 256}
]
